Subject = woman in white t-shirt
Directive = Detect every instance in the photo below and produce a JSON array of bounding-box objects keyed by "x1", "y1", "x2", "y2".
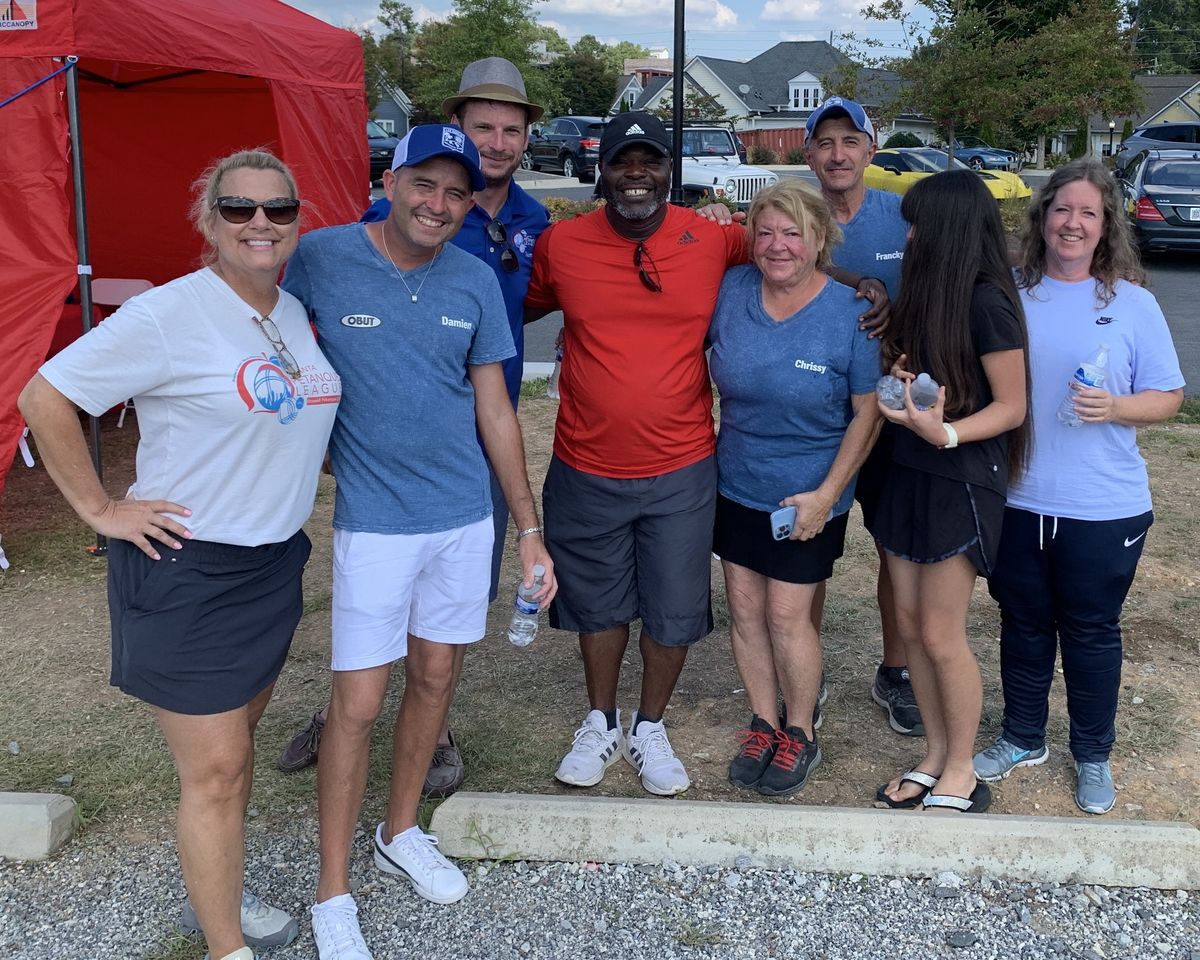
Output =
[
  {"x1": 19, "y1": 150, "x2": 341, "y2": 960},
  {"x1": 973, "y1": 158, "x2": 1184, "y2": 816}
]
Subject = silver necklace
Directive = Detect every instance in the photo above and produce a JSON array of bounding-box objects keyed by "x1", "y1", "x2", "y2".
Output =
[{"x1": 380, "y1": 220, "x2": 440, "y2": 303}]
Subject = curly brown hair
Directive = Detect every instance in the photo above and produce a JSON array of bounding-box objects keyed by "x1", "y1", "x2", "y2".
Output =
[{"x1": 1014, "y1": 157, "x2": 1145, "y2": 307}]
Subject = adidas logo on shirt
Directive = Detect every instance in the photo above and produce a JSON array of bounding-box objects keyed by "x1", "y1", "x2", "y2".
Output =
[
  {"x1": 626, "y1": 123, "x2": 645, "y2": 134},
  {"x1": 678, "y1": 230, "x2": 698, "y2": 245}
]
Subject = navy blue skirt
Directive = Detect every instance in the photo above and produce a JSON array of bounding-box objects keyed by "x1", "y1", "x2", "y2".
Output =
[{"x1": 106, "y1": 530, "x2": 311, "y2": 715}]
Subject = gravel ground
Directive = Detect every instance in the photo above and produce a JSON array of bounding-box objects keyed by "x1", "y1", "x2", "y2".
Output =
[{"x1": 2, "y1": 818, "x2": 1198, "y2": 960}]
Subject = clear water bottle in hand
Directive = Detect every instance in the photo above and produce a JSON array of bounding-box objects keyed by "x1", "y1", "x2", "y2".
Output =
[
  {"x1": 1057, "y1": 344, "x2": 1110, "y2": 427},
  {"x1": 547, "y1": 345, "x2": 563, "y2": 400},
  {"x1": 876, "y1": 374, "x2": 905, "y2": 410},
  {"x1": 909, "y1": 372, "x2": 940, "y2": 411},
  {"x1": 508, "y1": 563, "x2": 546, "y2": 647}
]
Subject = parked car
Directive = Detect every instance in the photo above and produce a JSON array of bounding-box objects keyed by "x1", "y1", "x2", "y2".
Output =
[
  {"x1": 865, "y1": 148, "x2": 1032, "y2": 200},
  {"x1": 951, "y1": 136, "x2": 1023, "y2": 172},
  {"x1": 672, "y1": 123, "x2": 777, "y2": 208},
  {"x1": 527, "y1": 116, "x2": 606, "y2": 182},
  {"x1": 1115, "y1": 122, "x2": 1200, "y2": 177},
  {"x1": 1119, "y1": 148, "x2": 1200, "y2": 253},
  {"x1": 367, "y1": 119, "x2": 400, "y2": 182}
]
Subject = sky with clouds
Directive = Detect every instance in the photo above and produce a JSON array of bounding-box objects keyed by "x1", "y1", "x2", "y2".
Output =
[{"x1": 286, "y1": 0, "x2": 917, "y2": 64}]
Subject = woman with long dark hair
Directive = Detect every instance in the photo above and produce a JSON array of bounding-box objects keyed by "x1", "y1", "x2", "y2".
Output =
[
  {"x1": 974, "y1": 158, "x2": 1183, "y2": 815},
  {"x1": 871, "y1": 170, "x2": 1030, "y2": 813}
]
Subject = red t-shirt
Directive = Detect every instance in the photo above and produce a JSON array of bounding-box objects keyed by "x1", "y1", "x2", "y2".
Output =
[{"x1": 527, "y1": 205, "x2": 749, "y2": 478}]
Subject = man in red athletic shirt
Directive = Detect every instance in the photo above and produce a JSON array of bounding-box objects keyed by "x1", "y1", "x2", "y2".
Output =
[{"x1": 526, "y1": 112, "x2": 748, "y2": 795}]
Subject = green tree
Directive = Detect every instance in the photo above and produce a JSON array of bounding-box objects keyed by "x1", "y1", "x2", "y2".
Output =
[
  {"x1": 361, "y1": 0, "x2": 416, "y2": 108},
  {"x1": 411, "y1": 0, "x2": 550, "y2": 120},
  {"x1": 550, "y1": 35, "x2": 617, "y2": 115},
  {"x1": 651, "y1": 87, "x2": 731, "y2": 122},
  {"x1": 1127, "y1": 0, "x2": 1200, "y2": 73},
  {"x1": 603, "y1": 40, "x2": 652, "y2": 77}
]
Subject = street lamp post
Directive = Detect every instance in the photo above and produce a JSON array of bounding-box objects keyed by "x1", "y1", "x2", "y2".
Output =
[{"x1": 1108, "y1": 120, "x2": 1116, "y2": 158}]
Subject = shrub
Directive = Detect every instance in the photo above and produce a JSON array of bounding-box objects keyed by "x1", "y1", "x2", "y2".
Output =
[
  {"x1": 1046, "y1": 151, "x2": 1071, "y2": 169},
  {"x1": 543, "y1": 196, "x2": 603, "y2": 222},
  {"x1": 785, "y1": 147, "x2": 806, "y2": 165},
  {"x1": 883, "y1": 131, "x2": 923, "y2": 149},
  {"x1": 748, "y1": 145, "x2": 778, "y2": 164}
]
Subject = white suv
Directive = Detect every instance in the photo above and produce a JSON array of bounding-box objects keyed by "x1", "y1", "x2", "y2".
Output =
[{"x1": 672, "y1": 125, "x2": 778, "y2": 208}]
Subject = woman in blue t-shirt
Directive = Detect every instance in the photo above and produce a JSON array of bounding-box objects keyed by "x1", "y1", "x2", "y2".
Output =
[
  {"x1": 709, "y1": 180, "x2": 881, "y2": 798},
  {"x1": 974, "y1": 158, "x2": 1184, "y2": 815},
  {"x1": 871, "y1": 171, "x2": 1030, "y2": 814}
]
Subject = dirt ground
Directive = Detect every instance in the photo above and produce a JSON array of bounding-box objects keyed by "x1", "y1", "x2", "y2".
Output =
[{"x1": 0, "y1": 394, "x2": 1197, "y2": 834}]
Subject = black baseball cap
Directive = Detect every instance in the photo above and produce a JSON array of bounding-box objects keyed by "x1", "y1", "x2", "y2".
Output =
[{"x1": 599, "y1": 112, "x2": 671, "y2": 165}]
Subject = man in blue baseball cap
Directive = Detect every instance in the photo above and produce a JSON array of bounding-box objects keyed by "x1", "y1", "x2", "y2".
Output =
[{"x1": 281, "y1": 123, "x2": 556, "y2": 958}]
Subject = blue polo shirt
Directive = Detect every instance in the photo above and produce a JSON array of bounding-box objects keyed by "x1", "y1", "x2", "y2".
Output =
[{"x1": 362, "y1": 181, "x2": 549, "y2": 409}]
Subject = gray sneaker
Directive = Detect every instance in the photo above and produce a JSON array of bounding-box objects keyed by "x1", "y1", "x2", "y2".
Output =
[
  {"x1": 972, "y1": 736, "x2": 1050, "y2": 782},
  {"x1": 181, "y1": 889, "x2": 299, "y2": 948},
  {"x1": 422, "y1": 730, "x2": 465, "y2": 798},
  {"x1": 1075, "y1": 760, "x2": 1116, "y2": 815}
]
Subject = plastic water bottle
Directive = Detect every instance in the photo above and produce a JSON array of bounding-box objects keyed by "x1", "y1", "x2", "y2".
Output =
[
  {"x1": 1057, "y1": 344, "x2": 1110, "y2": 427},
  {"x1": 909, "y1": 372, "x2": 940, "y2": 411},
  {"x1": 876, "y1": 374, "x2": 905, "y2": 410},
  {"x1": 507, "y1": 563, "x2": 546, "y2": 647},
  {"x1": 546, "y1": 345, "x2": 563, "y2": 400}
]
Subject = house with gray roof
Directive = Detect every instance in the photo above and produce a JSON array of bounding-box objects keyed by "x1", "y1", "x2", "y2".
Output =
[{"x1": 609, "y1": 41, "x2": 935, "y2": 142}]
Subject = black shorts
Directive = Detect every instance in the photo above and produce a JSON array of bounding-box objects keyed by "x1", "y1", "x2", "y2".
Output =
[
  {"x1": 867, "y1": 464, "x2": 1004, "y2": 576},
  {"x1": 713, "y1": 494, "x2": 849, "y2": 584},
  {"x1": 854, "y1": 428, "x2": 892, "y2": 530},
  {"x1": 542, "y1": 454, "x2": 716, "y2": 647},
  {"x1": 107, "y1": 530, "x2": 311, "y2": 715}
]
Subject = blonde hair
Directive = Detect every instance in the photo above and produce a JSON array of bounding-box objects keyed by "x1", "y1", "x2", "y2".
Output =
[
  {"x1": 746, "y1": 179, "x2": 842, "y2": 271},
  {"x1": 190, "y1": 149, "x2": 299, "y2": 265}
]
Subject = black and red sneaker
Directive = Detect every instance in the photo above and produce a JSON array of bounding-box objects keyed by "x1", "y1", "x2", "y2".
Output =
[
  {"x1": 728, "y1": 715, "x2": 776, "y2": 789},
  {"x1": 757, "y1": 726, "x2": 822, "y2": 796}
]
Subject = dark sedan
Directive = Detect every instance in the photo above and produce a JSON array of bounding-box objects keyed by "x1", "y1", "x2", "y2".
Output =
[
  {"x1": 1120, "y1": 148, "x2": 1200, "y2": 253},
  {"x1": 367, "y1": 119, "x2": 400, "y2": 182},
  {"x1": 527, "y1": 115, "x2": 606, "y2": 183}
]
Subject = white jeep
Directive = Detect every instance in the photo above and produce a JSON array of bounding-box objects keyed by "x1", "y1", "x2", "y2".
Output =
[{"x1": 672, "y1": 125, "x2": 779, "y2": 208}]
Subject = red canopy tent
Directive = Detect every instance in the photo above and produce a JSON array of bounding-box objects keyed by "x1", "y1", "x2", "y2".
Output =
[{"x1": 0, "y1": 0, "x2": 367, "y2": 505}]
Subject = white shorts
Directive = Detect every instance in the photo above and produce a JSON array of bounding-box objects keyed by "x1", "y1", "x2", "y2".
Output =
[{"x1": 330, "y1": 518, "x2": 494, "y2": 671}]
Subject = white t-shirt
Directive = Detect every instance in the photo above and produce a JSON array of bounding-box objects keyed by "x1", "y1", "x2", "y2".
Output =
[
  {"x1": 1007, "y1": 275, "x2": 1184, "y2": 521},
  {"x1": 40, "y1": 268, "x2": 341, "y2": 545}
]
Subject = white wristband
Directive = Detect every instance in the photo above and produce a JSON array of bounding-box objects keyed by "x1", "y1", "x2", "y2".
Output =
[{"x1": 942, "y1": 422, "x2": 959, "y2": 449}]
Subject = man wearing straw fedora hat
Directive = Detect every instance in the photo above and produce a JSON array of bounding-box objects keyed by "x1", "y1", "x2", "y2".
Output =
[{"x1": 277, "y1": 58, "x2": 549, "y2": 795}]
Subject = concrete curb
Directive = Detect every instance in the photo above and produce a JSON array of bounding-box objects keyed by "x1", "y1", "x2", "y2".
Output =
[
  {"x1": 0, "y1": 792, "x2": 76, "y2": 860},
  {"x1": 431, "y1": 792, "x2": 1200, "y2": 891}
]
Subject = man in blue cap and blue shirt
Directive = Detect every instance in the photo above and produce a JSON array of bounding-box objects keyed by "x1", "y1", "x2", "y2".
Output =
[
  {"x1": 279, "y1": 58, "x2": 551, "y2": 797},
  {"x1": 282, "y1": 124, "x2": 556, "y2": 960}
]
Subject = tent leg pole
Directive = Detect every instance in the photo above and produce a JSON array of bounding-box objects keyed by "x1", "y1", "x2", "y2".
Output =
[{"x1": 65, "y1": 57, "x2": 106, "y2": 557}]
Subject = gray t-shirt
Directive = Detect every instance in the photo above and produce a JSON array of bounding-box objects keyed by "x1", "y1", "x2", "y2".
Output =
[
  {"x1": 833, "y1": 188, "x2": 908, "y2": 300},
  {"x1": 283, "y1": 224, "x2": 515, "y2": 535}
]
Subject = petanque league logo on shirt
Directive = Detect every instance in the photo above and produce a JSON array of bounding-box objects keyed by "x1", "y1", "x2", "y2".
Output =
[
  {"x1": 442, "y1": 127, "x2": 466, "y2": 153},
  {"x1": 511, "y1": 229, "x2": 536, "y2": 257}
]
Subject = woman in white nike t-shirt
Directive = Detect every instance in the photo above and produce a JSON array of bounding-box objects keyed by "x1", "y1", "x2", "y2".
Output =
[
  {"x1": 19, "y1": 151, "x2": 340, "y2": 960},
  {"x1": 976, "y1": 158, "x2": 1184, "y2": 816}
]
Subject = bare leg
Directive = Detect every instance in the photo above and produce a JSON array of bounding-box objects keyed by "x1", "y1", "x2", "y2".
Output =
[
  {"x1": 876, "y1": 542, "x2": 905, "y2": 668},
  {"x1": 765, "y1": 579, "x2": 822, "y2": 739},
  {"x1": 156, "y1": 684, "x2": 273, "y2": 960},
  {"x1": 384, "y1": 638, "x2": 463, "y2": 838},
  {"x1": 580, "y1": 626, "x2": 631, "y2": 713},
  {"x1": 637, "y1": 629, "x2": 688, "y2": 720},
  {"x1": 315, "y1": 665, "x2": 390, "y2": 904},
  {"x1": 723, "y1": 560, "x2": 780, "y2": 727}
]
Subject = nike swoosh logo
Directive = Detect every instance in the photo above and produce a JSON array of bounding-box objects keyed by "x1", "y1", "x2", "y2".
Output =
[{"x1": 1124, "y1": 533, "x2": 1146, "y2": 547}]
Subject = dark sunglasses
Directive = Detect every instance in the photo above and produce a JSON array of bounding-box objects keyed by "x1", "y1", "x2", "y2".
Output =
[
  {"x1": 634, "y1": 241, "x2": 661, "y2": 293},
  {"x1": 485, "y1": 218, "x2": 519, "y2": 274},
  {"x1": 213, "y1": 196, "x2": 301, "y2": 225}
]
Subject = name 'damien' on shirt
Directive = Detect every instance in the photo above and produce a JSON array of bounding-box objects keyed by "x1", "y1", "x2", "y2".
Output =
[{"x1": 441, "y1": 316, "x2": 474, "y2": 331}]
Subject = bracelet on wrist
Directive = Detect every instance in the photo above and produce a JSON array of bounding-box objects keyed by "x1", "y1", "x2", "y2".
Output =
[
  {"x1": 941, "y1": 422, "x2": 959, "y2": 449},
  {"x1": 517, "y1": 526, "x2": 543, "y2": 540}
]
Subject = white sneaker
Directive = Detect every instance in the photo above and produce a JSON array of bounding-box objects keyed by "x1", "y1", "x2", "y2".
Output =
[
  {"x1": 624, "y1": 713, "x2": 690, "y2": 796},
  {"x1": 373, "y1": 823, "x2": 468, "y2": 904},
  {"x1": 311, "y1": 894, "x2": 372, "y2": 960},
  {"x1": 554, "y1": 709, "x2": 623, "y2": 787}
]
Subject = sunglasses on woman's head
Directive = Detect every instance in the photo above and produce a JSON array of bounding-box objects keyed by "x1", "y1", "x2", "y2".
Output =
[{"x1": 212, "y1": 196, "x2": 301, "y2": 225}]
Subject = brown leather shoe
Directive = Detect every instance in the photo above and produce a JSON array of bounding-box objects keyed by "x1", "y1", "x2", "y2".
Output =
[
  {"x1": 277, "y1": 710, "x2": 324, "y2": 773},
  {"x1": 422, "y1": 731, "x2": 465, "y2": 798}
]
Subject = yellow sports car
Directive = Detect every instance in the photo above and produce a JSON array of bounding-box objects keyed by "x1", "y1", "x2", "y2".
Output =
[{"x1": 865, "y1": 148, "x2": 1033, "y2": 200}]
